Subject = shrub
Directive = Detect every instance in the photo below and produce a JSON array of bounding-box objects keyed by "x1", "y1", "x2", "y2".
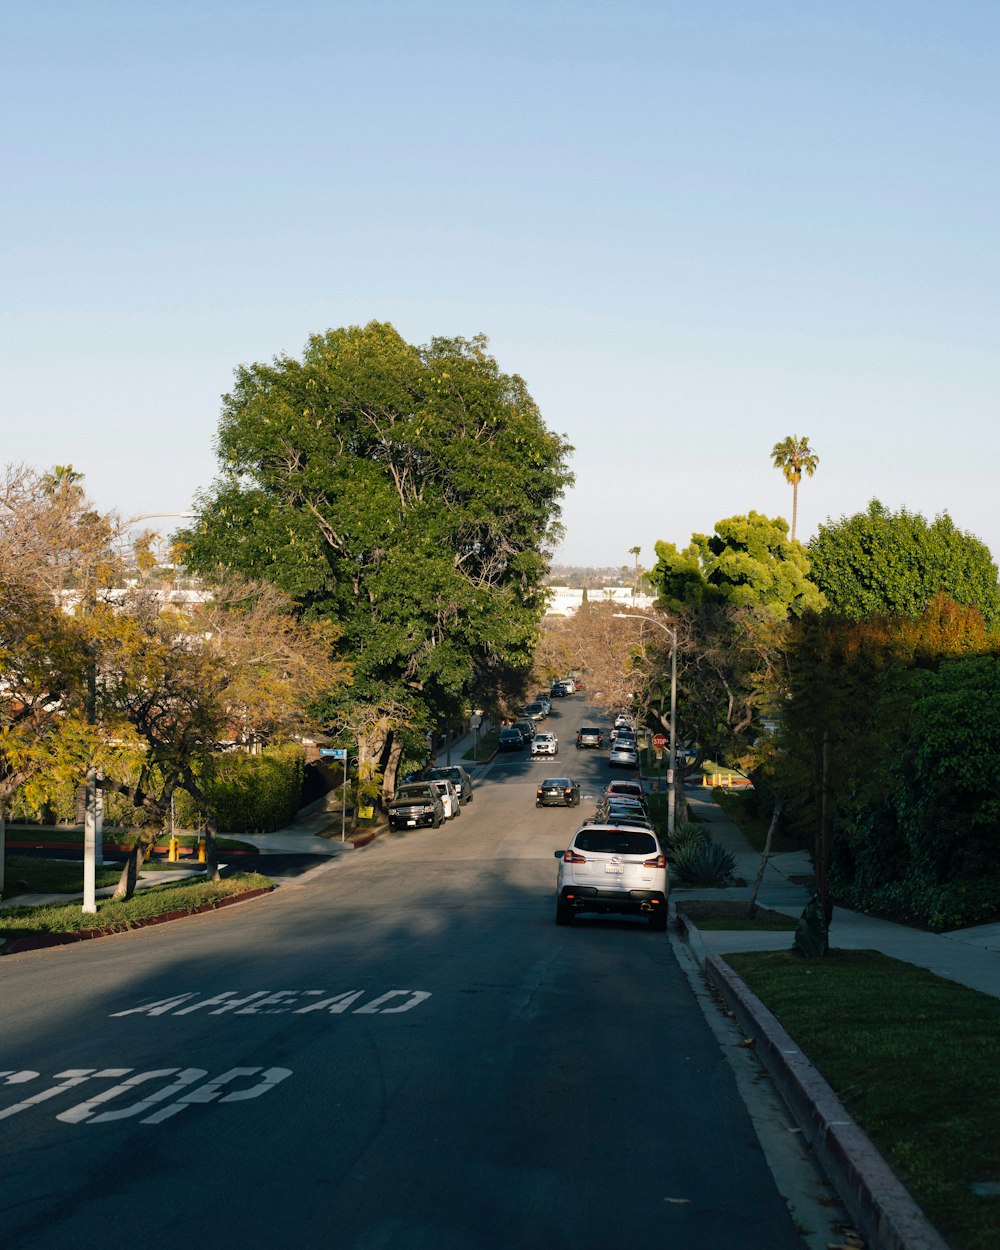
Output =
[
  {"x1": 174, "y1": 744, "x2": 306, "y2": 833},
  {"x1": 671, "y1": 840, "x2": 740, "y2": 888}
]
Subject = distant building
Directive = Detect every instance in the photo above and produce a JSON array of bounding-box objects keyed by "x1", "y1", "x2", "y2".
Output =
[{"x1": 545, "y1": 586, "x2": 657, "y2": 616}]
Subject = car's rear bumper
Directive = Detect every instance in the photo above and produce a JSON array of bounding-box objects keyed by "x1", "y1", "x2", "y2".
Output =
[
  {"x1": 558, "y1": 886, "x2": 666, "y2": 916},
  {"x1": 537, "y1": 796, "x2": 572, "y2": 805}
]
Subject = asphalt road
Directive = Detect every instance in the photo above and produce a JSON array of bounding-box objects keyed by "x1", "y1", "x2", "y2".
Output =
[{"x1": 0, "y1": 702, "x2": 826, "y2": 1250}]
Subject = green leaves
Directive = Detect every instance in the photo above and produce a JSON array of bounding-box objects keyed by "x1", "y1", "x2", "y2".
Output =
[{"x1": 808, "y1": 500, "x2": 1000, "y2": 628}]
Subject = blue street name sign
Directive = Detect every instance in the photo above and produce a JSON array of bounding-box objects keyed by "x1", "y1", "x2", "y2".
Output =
[{"x1": 319, "y1": 748, "x2": 348, "y2": 760}]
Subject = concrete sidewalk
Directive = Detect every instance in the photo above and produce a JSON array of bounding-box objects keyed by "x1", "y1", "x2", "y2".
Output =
[{"x1": 677, "y1": 785, "x2": 1000, "y2": 1001}]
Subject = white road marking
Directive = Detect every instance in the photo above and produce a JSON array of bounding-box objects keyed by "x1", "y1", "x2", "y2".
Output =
[{"x1": 109, "y1": 989, "x2": 433, "y2": 1017}]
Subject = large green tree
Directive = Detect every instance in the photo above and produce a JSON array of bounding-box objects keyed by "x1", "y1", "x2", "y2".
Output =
[
  {"x1": 808, "y1": 500, "x2": 1000, "y2": 628},
  {"x1": 183, "y1": 322, "x2": 573, "y2": 796},
  {"x1": 652, "y1": 511, "x2": 826, "y2": 621}
]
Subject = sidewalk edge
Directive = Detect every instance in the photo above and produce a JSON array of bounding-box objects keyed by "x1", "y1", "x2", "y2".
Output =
[{"x1": 675, "y1": 914, "x2": 949, "y2": 1250}]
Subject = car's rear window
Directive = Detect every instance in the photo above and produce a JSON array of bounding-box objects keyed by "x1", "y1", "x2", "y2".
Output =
[
  {"x1": 579, "y1": 727, "x2": 600, "y2": 734},
  {"x1": 574, "y1": 830, "x2": 658, "y2": 855}
]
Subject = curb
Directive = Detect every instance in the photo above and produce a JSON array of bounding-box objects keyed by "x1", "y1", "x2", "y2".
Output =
[
  {"x1": 0, "y1": 886, "x2": 275, "y2": 956},
  {"x1": 674, "y1": 913, "x2": 949, "y2": 1250}
]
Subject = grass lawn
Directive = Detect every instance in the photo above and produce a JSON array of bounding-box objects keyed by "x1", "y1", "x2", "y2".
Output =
[
  {"x1": 675, "y1": 899, "x2": 798, "y2": 931},
  {"x1": 3, "y1": 855, "x2": 122, "y2": 895},
  {"x1": 712, "y1": 788, "x2": 802, "y2": 855},
  {"x1": 0, "y1": 872, "x2": 274, "y2": 935},
  {"x1": 5, "y1": 825, "x2": 256, "y2": 851},
  {"x1": 726, "y1": 949, "x2": 1000, "y2": 1250}
]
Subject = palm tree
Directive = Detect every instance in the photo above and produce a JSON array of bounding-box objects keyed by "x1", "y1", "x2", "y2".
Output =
[{"x1": 770, "y1": 435, "x2": 819, "y2": 541}]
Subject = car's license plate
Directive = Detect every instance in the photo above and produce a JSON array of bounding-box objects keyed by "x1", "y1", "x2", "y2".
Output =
[
  {"x1": 605, "y1": 864, "x2": 625, "y2": 874},
  {"x1": 407, "y1": 819, "x2": 417, "y2": 826}
]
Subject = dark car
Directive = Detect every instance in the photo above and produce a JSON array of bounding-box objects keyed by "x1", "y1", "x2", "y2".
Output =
[
  {"x1": 499, "y1": 727, "x2": 526, "y2": 751},
  {"x1": 576, "y1": 726, "x2": 604, "y2": 749},
  {"x1": 425, "y1": 765, "x2": 474, "y2": 804},
  {"x1": 549, "y1": 683, "x2": 569, "y2": 698},
  {"x1": 387, "y1": 783, "x2": 445, "y2": 830},
  {"x1": 605, "y1": 780, "x2": 646, "y2": 803},
  {"x1": 512, "y1": 717, "x2": 536, "y2": 742},
  {"x1": 593, "y1": 798, "x2": 652, "y2": 828},
  {"x1": 536, "y1": 777, "x2": 580, "y2": 807}
]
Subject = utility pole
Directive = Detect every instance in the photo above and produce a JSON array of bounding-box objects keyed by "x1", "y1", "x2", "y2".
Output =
[{"x1": 83, "y1": 766, "x2": 98, "y2": 914}]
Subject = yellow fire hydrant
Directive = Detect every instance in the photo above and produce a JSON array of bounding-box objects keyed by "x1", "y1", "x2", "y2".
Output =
[
  {"x1": 197, "y1": 838, "x2": 206, "y2": 863},
  {"x1": 167, "y1": 836, "x2": 179, "y2": 863}
]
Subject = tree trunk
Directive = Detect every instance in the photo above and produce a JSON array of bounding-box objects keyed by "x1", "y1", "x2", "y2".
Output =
[
  {"x1": 204, "y1": 812, "x2": 220, "y2": 883},
  {"x1": 380, "y1": 732, "x2": 403, "y2": 806},
  {"x1": 747, "y1": 792, "x2": 784, "y2": 918},
  {"x1": 113, "y1": 837, "x2": 151, "y2": 901},
  {"x1": 0, "y1": 807, "x2": 5, "y2": 896},
  {"x1": 791, "y1": 479, "x2": 799, "y2": 542}
]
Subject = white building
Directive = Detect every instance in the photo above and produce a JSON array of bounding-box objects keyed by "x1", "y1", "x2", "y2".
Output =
[{"x1": 545, "y1": 586, "x2": 657, "y2": 616}]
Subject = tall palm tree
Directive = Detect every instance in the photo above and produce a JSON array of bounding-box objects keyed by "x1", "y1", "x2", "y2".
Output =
[{"x1": 770, "y1": 435, "x2": 819, "y2": 541}]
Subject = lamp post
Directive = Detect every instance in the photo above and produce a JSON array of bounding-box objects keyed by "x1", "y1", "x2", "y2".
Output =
[{"x1": 612, "y1": 612, "x2": 678, "y2": 835}]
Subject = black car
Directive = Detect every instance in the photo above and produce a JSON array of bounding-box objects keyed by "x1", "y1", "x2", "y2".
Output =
[
  {"x1": 498, "y1": 727, "x2": 526, "y2": 751},
  {"x1": 424, "y1": 765, "x2": 474, "y2": 804},
  {"x1": 576, "y1": 726, "x2": 604, "y2": 749},
  {"x1": 387, "y1": 783, "x2": 445, "y2": 830},
  {"x1": 536, "y1": 776, "x2": 580, "y2": 807},
  {"x1": 512, "y1": 717, "x2": 536, "y2": 742}
]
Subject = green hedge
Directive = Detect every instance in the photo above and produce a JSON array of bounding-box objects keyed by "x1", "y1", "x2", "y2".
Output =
[
  {"x1": 8, "y1": 743, "x2": 307, "y2": 836},
  {"x1": 174, "y1": 744, "x2": 306, "y2": 833}
]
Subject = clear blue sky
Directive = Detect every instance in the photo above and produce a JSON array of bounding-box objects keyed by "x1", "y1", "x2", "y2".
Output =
[{"x1": 4, "y1": 1, "x2": 998, "y2": 568}]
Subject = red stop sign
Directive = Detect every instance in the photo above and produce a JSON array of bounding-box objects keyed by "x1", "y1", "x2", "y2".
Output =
[{"x1": 652, "y1": 734, "x2": 668, "y2": 750}]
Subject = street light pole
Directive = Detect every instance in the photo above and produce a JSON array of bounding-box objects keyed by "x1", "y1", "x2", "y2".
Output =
[{"x1": 612, "y1": 612, "x2": 678, "y2": 835}]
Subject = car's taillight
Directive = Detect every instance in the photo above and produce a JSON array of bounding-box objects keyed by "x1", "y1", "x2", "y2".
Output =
[
  {"x1": 563, "y1": 847, "x2": 586, "y2": 863},
  {"x1": 537, "y1": 787, "x2": 543, "y2": 796},
  {"x1": 643, "y1": 854, "x2": 666, "y2": 869},
  {"x1": 563, "y1": 786, "x2": 572, "y2": 794}
]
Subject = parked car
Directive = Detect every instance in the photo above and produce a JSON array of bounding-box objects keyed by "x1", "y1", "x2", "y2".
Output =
[
  {"x1": 424, "y1": 765, "x2": 474, "y2": 804},
  {"x1": 591, "y1": 800, "x2": 652, "y2": 829},
  {"x1": 554, "y1": 824, "x2": 669, "y2": 929},
  {"x1": 614, "y1": 712, "x2": 635, "y2": 730},
  {"x1": 609, "y1": 740, "x2": 639, "y2": 767},
  {"x1": 536, "y1": 777, "x2": 580, "y2": 807},
  {"x1": 512, "y1": 717, "x2": 536, "y2": 742},
  {"x1": 576, "y1": 726, "x2": 604, "y2": 749},
  {"x1": 531, "y1": 731, "x2": 559, "y2": 756},
  {"x1": 594, "y1": 794, "x2": 649, "y2": 820},
  {"x1": 499, "y1": 726, "x2": 527, "y2": 751},
  {"x1": 535, "y1": 694, "x2": 552, "y2": 713},
  {"x1": 573, "y1": 678, "x2": 585, "y2": 691},
  {"x1": 388, "y1": 783, "x2": 445, "y2": 830},
  {"x1": 522, "y1": 701, "x2": 548, "y2": 721},
  {"x1": 428, "y1": 777, "x2": 462, "y2": 819},
  {"x1": 549, "y1": 682, "x2": 570, "y2": 698},
  {"x1": 552, "y1": 678, "x2": 575, "y2": 696},
  {"x1": 605, "y1": 779, "x2": 646, "y2": 803}
]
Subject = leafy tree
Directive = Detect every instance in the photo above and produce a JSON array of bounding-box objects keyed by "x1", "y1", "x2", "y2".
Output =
[
  {"x1": 808, "y1": 500, "x2": 1000, "y2": 629},
  {"x1": 652, "y1": 512, "x2": 826, "y2": 621},
  {"x1": 779, "y1": 596, "x2": 1000, "y2": 927},
  {"x1": 91, "y1": 578, "x2": 344, "y2": 896},
  {"x1": 183, "y1": 322, "x2": 573, "y2": 798},
  {"x1": 770, "y1": 435, "x2": 819, "y2": 541}
]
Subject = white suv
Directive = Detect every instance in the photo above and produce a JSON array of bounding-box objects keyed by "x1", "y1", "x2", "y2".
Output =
[
  {"x1": 531, "y1": 731, "x2": 558, "y2": 756},
  {"x1": 554, "y1": 824, "x2": 669, "y2": 931}
]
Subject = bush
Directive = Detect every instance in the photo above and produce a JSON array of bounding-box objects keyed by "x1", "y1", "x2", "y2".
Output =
[
  {"x1": 835, "y1": 874, "x2": 1000, "y2": 932},
  {"x1": 671, "y1": 840, "x2": 740, "y2": 888},
  {"x1": 174, "y1": 744, "x2": 306, "y2": 833}
]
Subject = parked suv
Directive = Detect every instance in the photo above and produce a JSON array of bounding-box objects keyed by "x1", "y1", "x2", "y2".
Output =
[
  {"x1": 554, "y1": 824, "x2": 669, "y2": 930},
  {"x1": 388, "y1": 783, "x2": 445, "y2": 830},
  {"x1": 576, "y1": 726, "x2": 604, "y2": 749},
  {"x1": 425, "y1": 765, "x2": 474, "y2": 804}
]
